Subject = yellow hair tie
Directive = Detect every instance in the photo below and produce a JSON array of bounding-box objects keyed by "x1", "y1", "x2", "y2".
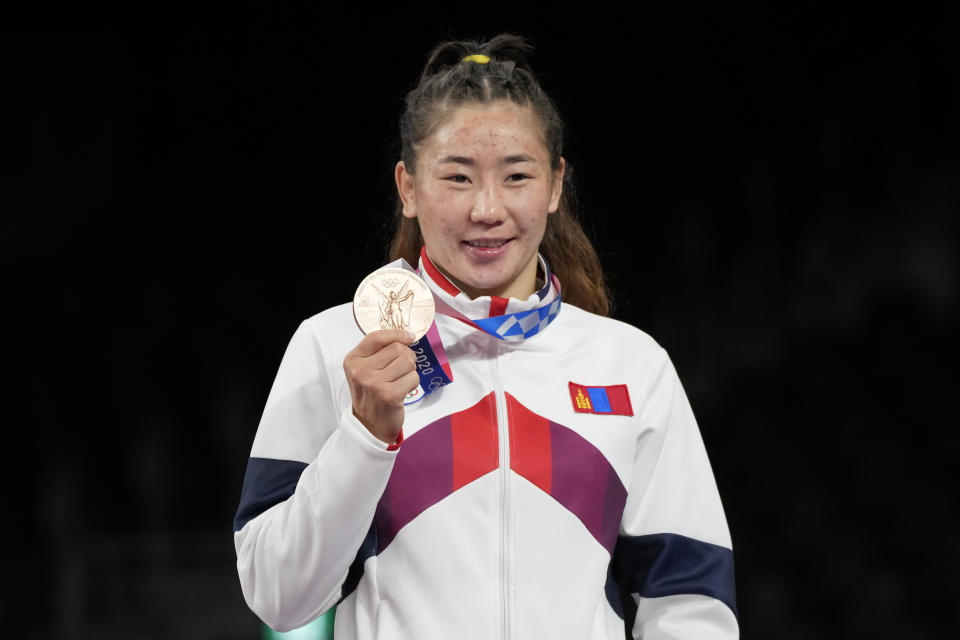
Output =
[{"x1": 461, "y1": 54, "x2": 491, "y2": 64}]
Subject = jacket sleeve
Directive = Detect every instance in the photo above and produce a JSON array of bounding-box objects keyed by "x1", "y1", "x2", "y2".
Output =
[
  {"x1": 233, "y1": 318, "x2": 399, "y2": 632},
  {"x1": 613, "y1": 347, "x2": 739, "y2": 639}
]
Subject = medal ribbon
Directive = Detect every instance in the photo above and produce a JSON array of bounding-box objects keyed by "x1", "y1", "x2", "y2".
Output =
[
  {"x1": 408, "y1": 317, "x2": 454, "y2": 395},
  {"x1": 391, "y1": 253, "x2": 562, "y2": 399}
]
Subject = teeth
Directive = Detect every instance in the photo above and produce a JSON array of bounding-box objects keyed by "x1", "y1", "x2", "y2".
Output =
[{"x1": 469, "y1": 240, "x2": 506, "y2": 248}]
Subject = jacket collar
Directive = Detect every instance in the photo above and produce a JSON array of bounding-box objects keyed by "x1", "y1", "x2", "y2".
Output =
[{"x1": 418, "y1": 246, "x2": 557, "y2": 321}]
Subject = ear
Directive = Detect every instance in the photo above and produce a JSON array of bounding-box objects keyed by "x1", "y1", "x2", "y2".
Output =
[
  {"x1": 395, "y1": 161, "x2": 417, "y2": 219},
  {"x1": 547, "y1": 157, "x2": 566, "y2": 214}
]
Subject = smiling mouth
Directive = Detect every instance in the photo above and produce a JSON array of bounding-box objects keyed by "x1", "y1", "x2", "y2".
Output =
[{"x1": 465, "y1": 239, "x2": 511, "y2": 248}]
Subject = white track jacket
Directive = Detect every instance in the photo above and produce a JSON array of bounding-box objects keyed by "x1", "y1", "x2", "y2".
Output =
[{"x1": 234, "y1": 256, "x2": 739, "y2": 639}]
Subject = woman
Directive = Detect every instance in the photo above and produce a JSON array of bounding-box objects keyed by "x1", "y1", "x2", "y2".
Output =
[{"x1": 234, "y1": 35, "x2": 738, "y2": 639}]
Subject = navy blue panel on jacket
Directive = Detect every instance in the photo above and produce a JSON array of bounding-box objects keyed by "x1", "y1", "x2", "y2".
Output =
[
  {"x1": 608, "y1": 532, "x2": 737, "y2": 635},
  {"x1": 233, "y1": 457, "x2": 309, "y2": 532},
  {"x1": 339, "y1": 524, "x2": 379, "y2": 605}
]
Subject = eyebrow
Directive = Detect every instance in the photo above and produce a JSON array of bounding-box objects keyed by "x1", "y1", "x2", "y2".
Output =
[
  {"x1": 438, "y1": 154, "x2": 536, "y2": 165},
  {"x1": 439, "y1": 155, "x2": 474, "y2": 165}
]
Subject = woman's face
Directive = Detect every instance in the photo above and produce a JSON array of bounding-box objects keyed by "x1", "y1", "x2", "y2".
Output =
[{"x1": 395, "y1": 101, "x2": 565, "y2": 300}]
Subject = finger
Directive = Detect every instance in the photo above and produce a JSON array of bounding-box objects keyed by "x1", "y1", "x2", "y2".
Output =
[
  {"x1": 381, "y1": 369, "x2": 422, "y2": 404},
  {"x1": 379, "y1": 348, "x2": 417, "y2": 382},
  {"x1": 399, "y1": 369, "x2": 420, "y2": 395},
  {"x1": 396, "y1": 371, "x2": 421, "y2": 402},
  {"x1": 361, "y1": 340, "x2": 413, "y2": 371},
  {"x1": 351, "y1": 329, "x2": 417, "y2": 358}
]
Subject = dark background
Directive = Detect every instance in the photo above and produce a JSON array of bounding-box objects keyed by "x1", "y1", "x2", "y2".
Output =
[{"x1": 5, "y1": 6, "x2": 958, "y2": 639}]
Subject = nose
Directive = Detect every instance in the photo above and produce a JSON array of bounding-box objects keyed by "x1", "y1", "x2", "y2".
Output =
[{"x1": 470, "y1": 183, "x2": 507, "y2": 225}]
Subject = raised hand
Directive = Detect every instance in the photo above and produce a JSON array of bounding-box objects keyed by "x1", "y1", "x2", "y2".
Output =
[{"x1": 343, "y1": 329, "x2": 420, "y2": 445}]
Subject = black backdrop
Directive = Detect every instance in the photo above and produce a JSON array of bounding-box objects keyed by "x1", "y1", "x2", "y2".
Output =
[{"x1": 6, "y1": 7, "x2": 959, "y2": 639}]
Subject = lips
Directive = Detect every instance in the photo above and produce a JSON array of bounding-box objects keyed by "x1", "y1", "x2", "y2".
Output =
[
  {"x1": 462, "y1": 238, "x2": 512, "y2": 259},
  {"x1": 466, "y1": 239, "x2": 509, "y2": 248}
]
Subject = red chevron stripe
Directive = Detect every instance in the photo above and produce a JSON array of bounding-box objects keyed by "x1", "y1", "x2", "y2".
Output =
[
  {"x1": 375, "y1": 393, "x2": 499, "y2": 553},
  {"x1": 451, "y1": 392, "x2": 499, "y2": 491},
  {"x1": 506, "y1": 392, "x2": 552, "y2": 494},
  {"x1": 504, "y1": 393, "x2": 628, "y2": 555}
]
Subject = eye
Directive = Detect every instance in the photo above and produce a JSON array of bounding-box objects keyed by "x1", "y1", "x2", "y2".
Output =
[
  {"x1": 506, "y1": 173, "x2": 531, "y2": 182},
  {"x1": 445, "y1": 174, "x2": 470, "y2": 184}
]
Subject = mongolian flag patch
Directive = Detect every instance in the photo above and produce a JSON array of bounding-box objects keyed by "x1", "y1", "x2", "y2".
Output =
[{"x1": 568, "y1": 382, "x2": 634, "y2": 416}]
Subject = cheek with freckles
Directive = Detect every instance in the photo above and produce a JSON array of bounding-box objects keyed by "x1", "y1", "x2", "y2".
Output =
[
  {"x1": 440, "y1": 220, "x2": 459, "y2": 238},
  {"x1": 419, "y1": 212, "x2": 462, "y2": 250},
  {"x1": 508, "y1": 190, "x2": 552, "y2": 229}
]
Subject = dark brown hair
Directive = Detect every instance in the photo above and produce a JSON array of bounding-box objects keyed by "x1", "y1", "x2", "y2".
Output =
[{"x1": 388, "y1": 34, "x2": 611, "y2": 316}]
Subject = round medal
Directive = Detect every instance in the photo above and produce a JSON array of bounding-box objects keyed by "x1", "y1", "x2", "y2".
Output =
[{"x1": 353, "y1": 267, "x2": 436, "y2": 341}]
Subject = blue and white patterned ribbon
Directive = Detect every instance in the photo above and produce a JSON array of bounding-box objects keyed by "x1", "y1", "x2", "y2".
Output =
[{"x1": 389, "y1": 257, "x2": 562, "y2": 399}]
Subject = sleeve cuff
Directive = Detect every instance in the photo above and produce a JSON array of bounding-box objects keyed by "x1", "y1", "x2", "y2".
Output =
[
  {"x1": 386, "y1": 429, "x2": 404, "y2": 451},
  {"x1": 340, "y1": 405, "x2": 404, "y2": 455}
]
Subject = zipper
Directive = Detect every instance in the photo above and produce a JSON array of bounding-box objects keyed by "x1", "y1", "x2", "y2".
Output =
[{"x1": 492, "y1": 340, "x2": 510, "y2": 640}]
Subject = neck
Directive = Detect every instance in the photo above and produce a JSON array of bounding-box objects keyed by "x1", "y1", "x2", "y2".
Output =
[
  {"x1": 449, "y1": 267, "x2": 538, "y2": 301},
  {"x1": 422, "y1": 248, "x2": 539, "y2": 301}
]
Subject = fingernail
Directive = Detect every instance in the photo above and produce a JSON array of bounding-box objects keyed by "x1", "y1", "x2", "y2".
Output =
[{"x1": 405, "y1": 331, "x2": 416, "y2": 343}]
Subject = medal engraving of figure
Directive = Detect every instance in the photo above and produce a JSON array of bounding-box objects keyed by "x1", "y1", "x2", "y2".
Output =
[{"x1": 353, "y1": 268, "x2": 435, "y2": 341}]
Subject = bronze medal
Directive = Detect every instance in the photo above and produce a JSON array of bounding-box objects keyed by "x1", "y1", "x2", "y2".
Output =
[{"x1": 353, "y1": 267, "x2": 436, "y2": 341}]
